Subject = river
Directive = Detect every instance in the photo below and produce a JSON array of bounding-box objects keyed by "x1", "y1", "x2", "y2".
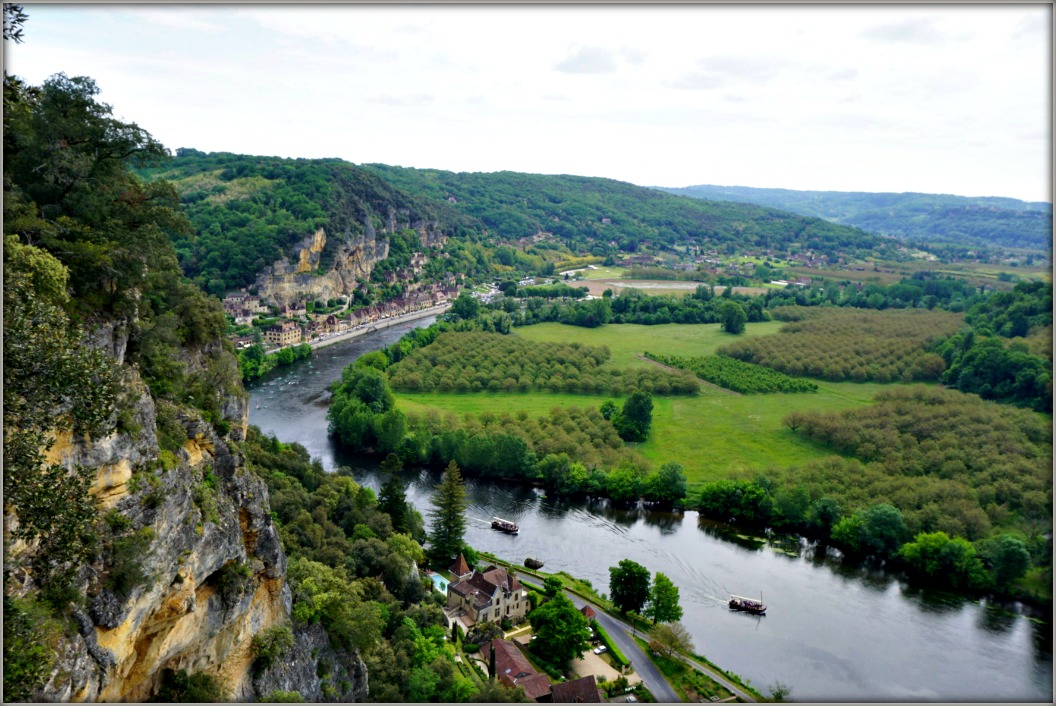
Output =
[{"x1": 246, "y1": 316, "x2": 1052, "y2": 702}]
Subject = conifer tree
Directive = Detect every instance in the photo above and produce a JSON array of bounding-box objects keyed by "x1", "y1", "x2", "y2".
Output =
[{"x1": 428, "y1": 460, "x2": 468, "y2": 563}]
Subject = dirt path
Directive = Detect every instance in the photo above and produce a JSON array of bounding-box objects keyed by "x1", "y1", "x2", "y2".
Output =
[{"x1": 635, "y1": 354, "x2": 742, "y2": 396}]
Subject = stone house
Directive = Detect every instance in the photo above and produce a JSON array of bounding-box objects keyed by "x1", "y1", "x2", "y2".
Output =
[
  {"x1": 446, "y1": 557, "x2": 528, "y2": 627},
  {"x1": 265, "y1": 321, "x2": 302, "y2": 346}
]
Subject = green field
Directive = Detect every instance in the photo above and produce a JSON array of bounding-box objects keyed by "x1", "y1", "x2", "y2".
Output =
[
  {"x1": 514, "y1": 321, "x2": 788, "y2": 369},
  {"x1": 393, "y1": 322, "x2": 902, "y2": 485}
]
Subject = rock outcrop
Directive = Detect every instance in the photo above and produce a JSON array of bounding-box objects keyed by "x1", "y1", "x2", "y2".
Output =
[
  {"x1": 254, "y1": 205, "x2": 447, "y2": 308},
  {"x1": 9, "y1": 327, "x2": 367, "y2": 702}
]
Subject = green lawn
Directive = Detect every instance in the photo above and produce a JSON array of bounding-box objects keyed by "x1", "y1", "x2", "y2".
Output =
[
  {"x1": 395, "y1": 380, "x2": 883, "y2": 485},
  {"x1": 636, "y1": 381, "x2": 886, "y2": 484},
  {"x1": 580, "y1": 265, "x2": 628, "y2": 279}
]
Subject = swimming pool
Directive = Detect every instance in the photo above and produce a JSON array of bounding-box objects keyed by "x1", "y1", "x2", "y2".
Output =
[{"x1": 429, "y1": 572, "x2": 449, "y2": 593}]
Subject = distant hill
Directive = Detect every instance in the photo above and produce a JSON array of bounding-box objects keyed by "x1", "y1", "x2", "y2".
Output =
[
  {"x1": 362, "y1": 164, "x2": 893, "y2": 257},
  {"x1": 141, "y1": 153, "x2": 905, "y2": 298},
  {"x1": 139, "y1": 150, "x2": 483, "y2": 295},
  {"x1": 654, "y1": 184, "x2": 1052, "y2": 251}
]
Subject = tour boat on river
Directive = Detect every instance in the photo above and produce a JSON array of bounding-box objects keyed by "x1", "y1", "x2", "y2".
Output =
[
  {"x1": 491, "y1": 517, "x2": 519, "y2": 534},
  {"x1": 729, "y1": 594, "x2": 767, "y2": 615}
]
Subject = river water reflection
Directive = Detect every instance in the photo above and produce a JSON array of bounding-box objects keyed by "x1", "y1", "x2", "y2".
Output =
[{"x1": 247, "y1": 318, "x2": 1052, "y2": 702}]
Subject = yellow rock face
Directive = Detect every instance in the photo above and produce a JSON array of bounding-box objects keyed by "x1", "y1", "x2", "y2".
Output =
[
  {"x1": 92, "y1": 458, "x2": 132, "y2": 508},
  {"x1": 296, "y1": 228, "x2": 327, "y2": 273},
  {"x1": 44, "y1": 428, "x2": 75, "y2": 465},
  {"x1": 182, "y1": 435, "x2": 215, "y2": 468},
  {"x1": 93, "y1": 571, "x2": 288, "y2": 702}
]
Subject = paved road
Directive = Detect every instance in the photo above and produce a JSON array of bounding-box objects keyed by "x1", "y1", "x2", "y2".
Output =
[{"x1": 564, "y1": 595, "x2": 682, "y2": 703}]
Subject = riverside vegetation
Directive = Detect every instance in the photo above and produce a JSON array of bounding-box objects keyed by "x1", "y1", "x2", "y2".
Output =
[{"x1": 327, "y1": 287, "x2": 1051, "y2": 603}]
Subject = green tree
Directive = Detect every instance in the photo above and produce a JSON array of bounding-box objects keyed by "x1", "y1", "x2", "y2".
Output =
[
  {"x1": 718, "y1": 300, "x2": 747, "y2": 334},
  {"x1": 645, "y1": 572, "x2": 683, "y2": 623},
  {"x1": 608, "y1": 559, "x2": 651, "y2": 614},
  {"x1": 859, "y1": 503, "x2": 909, "y2": 558},
  {"x1": 379, "y1": 465, "x2": 411, "y2": 535},
  {"x1": 450, "y1": 291, "x2": 481, "y2": 321},
  {"x1": 978, "y1": 534, "x2": 1032, "y2": 589},
  {"x1": 614, "y1": 390, "x2": 653, "y2": 442},
  {"x1": 898, "y1": 532, "x2": 989, "y2": 590},
  {"x1": 543, "y1": 576, "x2": 564, "y2": 598},
  {"x1": 643, "y1": 462, "x2": 688, "y2": 507},
  {"x1": 428, "y1": 461, "x2": 469, "y2": 564},
  {"x1": 527, "y1": 593, "x2": 590, "y2": 666},
  {"x1": 647, "y1": 621, "x2": 694, "y2": 658}
]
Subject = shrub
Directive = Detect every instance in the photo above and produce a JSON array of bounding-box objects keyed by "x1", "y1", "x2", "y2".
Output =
[
  {"x1": 252, "y1": 624, "x2": 294, "y2": 674},
  {"x1": 153, "y1": 668, "x2": 229, "y2": 702},
  {"x1": 107, "y1": 527, "x2": 156, "y2": 597},
  {"x1": 3, "y1": 596, "x2": 61, "y2": 702}
]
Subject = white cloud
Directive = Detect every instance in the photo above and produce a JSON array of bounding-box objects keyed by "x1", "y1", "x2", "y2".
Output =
[
  {"x1": 554, "y1": 46, "x2": 620, "y2": 74},
  {"x1": 4, "y1": 4, "x2": 1049, "y2": 201}
]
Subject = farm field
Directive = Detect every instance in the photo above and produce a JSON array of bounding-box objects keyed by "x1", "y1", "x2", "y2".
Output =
[
  {"x1": 393, "y1": 321, "x2": 907, "y2": 484},
  {"x1": 514, "y1": 321, "x2": 787, "y2": 369},
  {"x1": 394, "y1": 380, "x2": 889, "y2": 484}
]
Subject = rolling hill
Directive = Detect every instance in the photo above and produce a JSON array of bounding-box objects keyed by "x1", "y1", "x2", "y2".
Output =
[{"x1": 654, "y1": 184, "x2": 1052, "y2": 251}]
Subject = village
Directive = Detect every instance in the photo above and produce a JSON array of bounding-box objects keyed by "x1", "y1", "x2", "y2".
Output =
[{"x1": 221, "y1": 279, "x2": 461, "y2": 351}]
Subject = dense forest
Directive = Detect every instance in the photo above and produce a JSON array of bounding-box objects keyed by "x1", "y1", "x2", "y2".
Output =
[
  {"x1": 362, "y1": 164, "x2": 899, "y2": 259},
  {"x1": 658, "y1": 184, "x2": 1052, "y2": 251}
]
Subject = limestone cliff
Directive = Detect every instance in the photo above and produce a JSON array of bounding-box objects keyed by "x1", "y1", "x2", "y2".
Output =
[
  {"x1": 254, "y1": 204, "x2": 447, "y2": 308},
  {"x1": 6, "y1": 323, "x2": 367, "y2": 702}
]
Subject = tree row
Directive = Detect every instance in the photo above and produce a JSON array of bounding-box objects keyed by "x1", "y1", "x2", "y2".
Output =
[{"x1": 645, "y1": 352, "x2": 818, "y2": 394}]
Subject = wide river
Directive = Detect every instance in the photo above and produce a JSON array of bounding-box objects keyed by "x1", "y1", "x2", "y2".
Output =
[{"x1": 247, "y1": 316, "x2": 1052, "y2": 702}]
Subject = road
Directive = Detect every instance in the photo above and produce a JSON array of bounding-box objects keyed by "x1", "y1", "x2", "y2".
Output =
[{"x1": 564, "y1": 594, "x2": 682, "y2": 703}]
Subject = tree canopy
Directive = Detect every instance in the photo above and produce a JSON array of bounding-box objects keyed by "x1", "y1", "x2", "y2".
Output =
[{"x1": 609, "y1": 559, "x2": 651, "y2": 614}]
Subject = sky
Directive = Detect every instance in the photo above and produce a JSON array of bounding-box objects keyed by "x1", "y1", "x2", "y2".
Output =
[{"x1": 3, "y1": 3, "x2": 1052, "y2": 202}]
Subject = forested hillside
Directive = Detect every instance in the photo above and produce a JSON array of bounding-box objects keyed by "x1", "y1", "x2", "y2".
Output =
[
  {"x1": 364, "y1": 164, "x2": 898, "y2": 259},
  {"x1": 656, "y1": 184, "x2": 1052, "y2": 251},
  {"x1": 138, "y1": 150, "x2": 484, "y2": 296}
]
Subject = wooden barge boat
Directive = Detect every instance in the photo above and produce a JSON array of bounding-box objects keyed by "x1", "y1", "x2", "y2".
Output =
[
  {"x1": 491, "y1": 517, "x2": 519, "y2": 534},
  {"x1": 728, "y1": 594, "x2": 766, "y2": 615}
]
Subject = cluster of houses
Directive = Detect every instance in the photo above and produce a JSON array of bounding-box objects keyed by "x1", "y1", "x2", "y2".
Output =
[
  {"x1": 442, "y1": 554, "x2": 606, "y2": 703},
  {"x1": 221, "y1": 293, "x2": 271, "y2": 325},
  {"x1": 226, "y1": 282, "x2": 459, "y2": 350}
]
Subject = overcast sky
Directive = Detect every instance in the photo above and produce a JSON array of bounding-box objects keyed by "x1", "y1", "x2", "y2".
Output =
[{"x1": 4, "y1": 3, "x2": 1052, "y2": 202}]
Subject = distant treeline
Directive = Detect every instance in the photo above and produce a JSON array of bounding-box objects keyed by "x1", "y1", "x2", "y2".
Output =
[{"x1": 658, "y1": 184, "x2": 1052, "y2": 251}]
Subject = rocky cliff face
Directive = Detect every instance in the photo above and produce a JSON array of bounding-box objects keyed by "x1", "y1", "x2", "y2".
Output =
[
  {"x1": 8, "y1": 323, "x2": 367, "y2": 702},
  {"x1": 254, "y1": 205, "x2": 447, "y2": 307}
]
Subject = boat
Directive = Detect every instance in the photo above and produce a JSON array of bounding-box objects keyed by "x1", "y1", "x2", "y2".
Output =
[
  {"x1": 524, "y1": 557, "x2": 544, "y2": 570},
  {"x1": 728, "y1": 594, "x2": 766, "y2": 615},
  {"x1": 491, "y1": 517, "x2": 519, "y2": 534}
]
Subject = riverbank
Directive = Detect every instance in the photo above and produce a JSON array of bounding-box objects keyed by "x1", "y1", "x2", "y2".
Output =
[
  {"x1": 478, "y1": 551, "x2": 762, "y2": 703},
  {"x1": 307, "y1": 303, "x2": 451, "y2": 350},
  {"x1": 246, "y1": 324, "x2": 1053, "y2": 703}
]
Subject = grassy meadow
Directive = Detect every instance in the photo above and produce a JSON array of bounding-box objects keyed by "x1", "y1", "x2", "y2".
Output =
[{"x1": 393, "y1": 321, "x2": 900, "y2": 486}]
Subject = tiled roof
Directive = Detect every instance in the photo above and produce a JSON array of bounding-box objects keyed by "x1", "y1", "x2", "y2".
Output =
[
  {"x1": 550, "y1": 675, "x2": 603, "y2": 703},
  {"x1": 450, "y1": 553, "x2": 471, "y2": 577},
  {"x1": 485, "y1": 639, "x2": 535, "y2": 681},
  {"x1": 514, "y1": 672, "x2": 553, "y2": 701}
]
